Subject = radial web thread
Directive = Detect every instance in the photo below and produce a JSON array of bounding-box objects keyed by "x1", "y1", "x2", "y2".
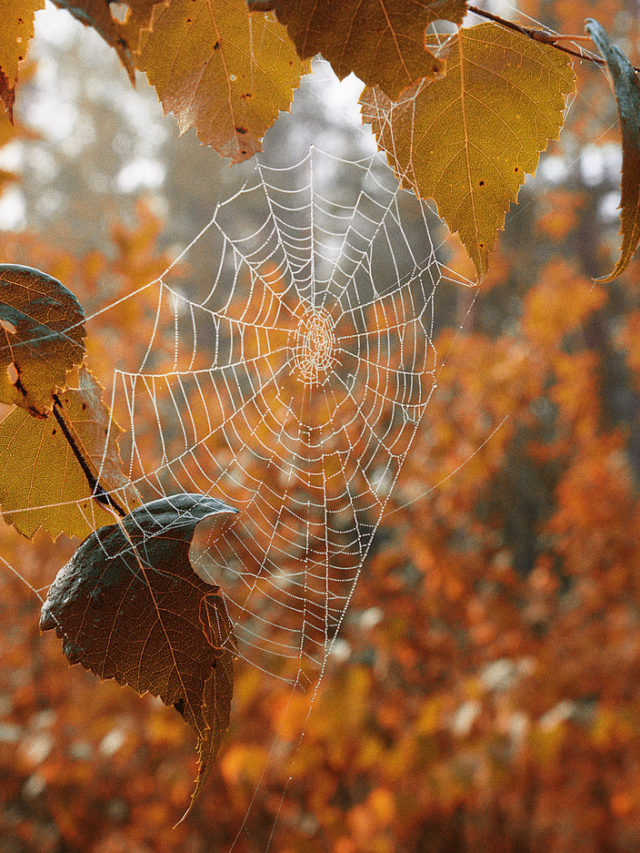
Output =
[{"x1": 109, "y1": 146, "x2": 453, "y2": 687}]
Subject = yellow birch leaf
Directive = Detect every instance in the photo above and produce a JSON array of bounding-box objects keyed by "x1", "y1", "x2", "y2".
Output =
[
  {"x1": 0, "y1": 367, "x2": 140, "y2": 540},
  {"x1": 248, "y1": 0, "x2": 468, "y2": 99},
  {"x1": 50, "y1": 0, "x2": 161, "y2": 79},
  {"x1": 360, "y1": 23, "x2": 575, "y2": 278},
  {"x1": 116, "y1": 0, "x2": 159, "y2": 53},
  {"x1": 0, "y1": 264, "x2": 86, "y2": 417},
  {"x1": 0, "y1": 0, "x2": 44, "y2": 118},
  {"x1": 136, "y1": 0, "x2": 309, "y2": 163}
]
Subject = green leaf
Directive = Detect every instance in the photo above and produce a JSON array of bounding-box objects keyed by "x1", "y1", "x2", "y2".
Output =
[
  {"x1": 248, "y1": 0, "x2": 468, "y2": 99},
  {"x1": 360, "y1": 23, "x2": 575, "y2": 278},
  {"x1": 586, "y1": 18, "x2": 640, "y2": 281},
  {"x1": 136, "y1": 0, "x2": 310, "y2": 163},
  {"x1": 40, "y1": 493, "x2": 237, "y2": 819},
  {"x1": 0, "y1": 367, "x2": 140, "y2": 540},
  {"x1": 0, "y1": 264, "x2": 86, "y2": 416}
]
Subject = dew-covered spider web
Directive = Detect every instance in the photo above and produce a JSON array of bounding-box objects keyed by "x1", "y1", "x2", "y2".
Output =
[{"x1": 110, "y1": 145, "x2": 450, "y2": 688}]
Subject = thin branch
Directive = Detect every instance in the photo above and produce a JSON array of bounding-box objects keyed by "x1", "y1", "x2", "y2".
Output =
[
  {"x1": 52, "y1": 395, "x2": 127, "y2": 519},
  {"x1": 468, "y1": 4, "x2": 640, "y2": 73}
]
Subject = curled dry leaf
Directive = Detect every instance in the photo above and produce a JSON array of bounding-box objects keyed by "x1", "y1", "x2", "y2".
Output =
[
  {"x1": 360, "y1": 23, "x2": 575, "y2": 278},
  {"x1": 0, "y1": 0, "x2": 44, "y2": 119},
  {"x1": 248, "y1": 0, "x2": 468, "y2": 99},
  {"x1": 40, "y1": 493, "x2": 238, "y2": 819},
  {"x1": 136, "y1": 0, "x2": 310, "y2": 163},
  {"x1": 0, "y1": 367, "x2": 140, "y2": 540},
  {"x1": 0, "y1": 264, "x2": 86, "y2": 416},
  {"x1": 586, "y1": 19, "x2": 640, "y2": 281}
]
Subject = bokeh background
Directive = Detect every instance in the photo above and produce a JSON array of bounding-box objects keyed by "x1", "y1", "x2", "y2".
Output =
[{"x1": 2, "y1": 1, "x2": 640, "y2": 850}]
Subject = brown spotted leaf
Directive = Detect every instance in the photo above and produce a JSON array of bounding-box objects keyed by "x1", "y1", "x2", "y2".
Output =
[
  {"x1": 248, "y1": 0, "x2": 467, "y2": 99},
  {"x1": 0, "y1": 264, "x2": 86, "y2": 416},
  {"x1": 0, "y1": 0, "x2": 44, "y2": 119},
  {"x1": 116, "y1": 0, "x2": 159, "y2": 53},
  {"x1": 40, "y1": 493, "x2": 237, "y2": 819},
  {"x1": 360, "y1": 23, "x2": 575, "y2": 278},
  {"x1": 586, "y1": 19, "x2": 640, "y2": 281},
  {"x1": 0, "y1": 367, "x2": 140, "y2": 540},
  {"x1": 136, "y1": 0, "x2": 309, "y2": 163},
  {"x1": 51, "y1": 0, "x2": 139, "y2": 82}
]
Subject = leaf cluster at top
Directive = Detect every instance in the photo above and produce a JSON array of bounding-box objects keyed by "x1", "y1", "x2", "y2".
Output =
[{"x1": 1, "y1": 2, "x2": 639, "y2": 278}]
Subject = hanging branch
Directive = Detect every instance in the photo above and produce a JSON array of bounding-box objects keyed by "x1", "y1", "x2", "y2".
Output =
[{"x1": 52, "y1": 394, "x2": 127, "y2": 518}]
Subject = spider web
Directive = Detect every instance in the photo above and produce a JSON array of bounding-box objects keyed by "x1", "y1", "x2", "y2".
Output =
[
  {"x1": 83, "y1": 7, "x2": 604, "y2": 696},
  {"x1": 109, "y1": 145, "x2": 451, "y2": 688}
]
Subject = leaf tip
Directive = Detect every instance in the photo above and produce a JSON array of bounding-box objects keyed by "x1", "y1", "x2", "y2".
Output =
[{"x1": 39, "y1": 603, "x2": 56, "y2": 633}]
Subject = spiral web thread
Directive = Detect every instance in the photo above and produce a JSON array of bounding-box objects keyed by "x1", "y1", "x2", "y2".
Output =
[
  {"x1": 106, "y1": 146, "x2": 451, "y2": 688},
  {"x1": 107, "y1": 10, "x2": 597, "y2": 685}
]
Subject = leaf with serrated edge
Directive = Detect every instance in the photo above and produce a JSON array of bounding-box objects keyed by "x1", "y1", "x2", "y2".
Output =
[
  {"x1": 116, "y1": 0, "x2": 159, "y2": 54},
  {"x1": 0, "y1": 264, "x2": 86, "y2": 416},
  {"x1": 0, "y1": 0, "x2": 44, "y2": 118},
  {"x1": 0, "y1": 367, "x2": 140, "y2": 540},
  {"x1": 51, "y1": 0, "x2": 137, "y2": 82},
  {"x1": 360, "y1": 23, "x2": 575, "y2": 278},
  {"x1": 40, "y1": 494, "x2": 237, "y2": 820},
  {"x1": 248, "y1": 0, "x2": 467, "y2": 99},
  {"x1": 586, "y1": 19, "x2": 640, "y2": 281},
  {"x1": 136, "y1": 0, "x2": 309, "y2": 163}
]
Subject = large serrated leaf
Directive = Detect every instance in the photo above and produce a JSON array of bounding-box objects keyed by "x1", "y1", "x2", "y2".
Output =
[
  {"x1": 360, "y1": 23, "x2": 575, "y2": 278},
  {"x1": 586, "y1": 19, "x2": 640, "y2": 281},
  {"x1": 136, "y1": 0, "x2": 310, "y2": 163},
  {"x1": 40, "y1": 494, "x2": 237, "y2": 820},
  {"x1": 0, "y1": 367, "x2": 140, "y2": 540},
  {"x1": 248, "y1": 0, "x2": 468, "y2": 99}
]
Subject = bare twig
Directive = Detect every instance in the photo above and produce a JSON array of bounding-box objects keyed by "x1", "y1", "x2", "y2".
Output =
[{"x1": 468, "y1": 4, "x2": 640, "y2": 72}]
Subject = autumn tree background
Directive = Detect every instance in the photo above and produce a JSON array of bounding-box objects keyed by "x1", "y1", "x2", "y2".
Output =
[{"x1": 2, "y1": 0, "x2": 640, "y2": 851}]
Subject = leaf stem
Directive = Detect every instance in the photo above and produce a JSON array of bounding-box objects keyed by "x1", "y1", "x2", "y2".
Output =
[
  {"x1": 52, "y1": 395, "x2": 127, "y2": 519},
  {"x1": 467, "y1": 4, "x2": 640, "y2": 72}
]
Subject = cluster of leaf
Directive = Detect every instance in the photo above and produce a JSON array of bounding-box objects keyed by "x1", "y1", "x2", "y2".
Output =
[
  {"x1": 0, "y1": 260, "x2": 237, "y2": 817},
  {"x1": 2, "y1": 1, "x2": 640, "y2": 279}
]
